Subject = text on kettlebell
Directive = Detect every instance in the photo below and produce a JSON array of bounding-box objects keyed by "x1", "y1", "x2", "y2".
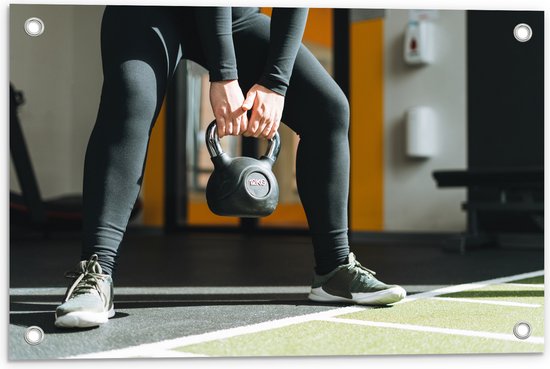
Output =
[{"x1": 248, "y1": 178, "x2": 268, "y2": 186}]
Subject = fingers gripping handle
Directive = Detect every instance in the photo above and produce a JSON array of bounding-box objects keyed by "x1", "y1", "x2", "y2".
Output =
[{"x1": 205, "y1": 121, "x2": 281, "y2": 165}]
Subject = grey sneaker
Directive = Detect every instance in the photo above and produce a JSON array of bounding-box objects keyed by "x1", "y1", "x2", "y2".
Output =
[
  {"x1": 308, "y1": 253, "x2": 406, "y2": 305},
  {"x1": 55, "y1": 254, "x2": 114, "y2": 328}
]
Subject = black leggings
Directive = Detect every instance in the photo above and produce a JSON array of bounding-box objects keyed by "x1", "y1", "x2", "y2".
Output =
[{"x1": 81, "y1": 6, "x2": 351, "y2": 276}]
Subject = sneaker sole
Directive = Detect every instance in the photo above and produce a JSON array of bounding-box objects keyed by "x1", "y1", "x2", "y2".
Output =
[
  {"x1": 54, "y1": 306, "x2": 115, "y2": 328},
  {"x1": 308, "y1": 286, "x2": 406, "y2": 305}
]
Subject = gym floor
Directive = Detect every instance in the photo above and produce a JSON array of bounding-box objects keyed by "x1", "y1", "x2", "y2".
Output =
[{"x1": 9, "y1": 228, "x2": 544, "y2": 360}]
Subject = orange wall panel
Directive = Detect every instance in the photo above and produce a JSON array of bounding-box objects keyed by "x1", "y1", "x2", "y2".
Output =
[
  {"x1": 350, "y1": 19, "x2": 384, "y2": 231},
  {"x1": 262, "y1": 7, "x2": 333, "y2": 48}
]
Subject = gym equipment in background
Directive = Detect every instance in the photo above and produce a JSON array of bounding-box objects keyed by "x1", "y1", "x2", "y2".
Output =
[
  {"x1": 433, "y1": 168, "x2": 543, "y2": 253},
  {"x1": 205, "y1": 120, "x2": 280, "y2": 218},
  {"x1": 9, "y1": 83, "x2": 142, "y2": 233}
]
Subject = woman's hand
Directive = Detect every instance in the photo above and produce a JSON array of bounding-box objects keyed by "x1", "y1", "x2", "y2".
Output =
[
  {"x1": 242, "y1": 84, "x2": 284, "y2": 140},
  {"x1": 209, "y1": 80, "x2": 248, "y2": 137}
]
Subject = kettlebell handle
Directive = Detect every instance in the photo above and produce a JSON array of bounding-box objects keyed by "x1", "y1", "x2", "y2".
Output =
[{"x1": 206, "y1": 121, "x2": 281, "y2": 164}]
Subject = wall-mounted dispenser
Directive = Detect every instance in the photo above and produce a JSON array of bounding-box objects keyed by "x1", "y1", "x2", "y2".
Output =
[
  {"x1": 404, "y1": 21, "x2": 435, "y2": 65},
  {"x1": 406, "y1": 106, "x2": 438, "y2": 158}
]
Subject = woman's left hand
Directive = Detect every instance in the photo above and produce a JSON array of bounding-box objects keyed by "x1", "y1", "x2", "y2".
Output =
[{"x1": 241, "y1": 84, "x2": 284, "y2": 140}]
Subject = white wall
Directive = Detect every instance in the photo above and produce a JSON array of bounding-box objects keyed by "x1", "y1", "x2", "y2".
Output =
[
  {"x1": 383, "y1": 10, "x2": 467, "y2": 231},
  {"x1": 10, "y1": 5, "x2": 104, "y2": 198}
]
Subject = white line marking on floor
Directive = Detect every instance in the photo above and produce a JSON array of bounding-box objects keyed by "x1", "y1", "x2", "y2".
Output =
[
  {"x1": 62, "y1": 270, "x2": 544, "y2": 359},
  {"x1": 322, "y1": 317, "x2": 544, "y2": 345},
  {"x1": 66, "y1": 306, "x2": 366, "y2": 359},
  {"x1": 9, "y1": 286, "x2": 312, "y2": 296},
  {"x1": 10, "y1": 285, "x2": 447, "y2": 296},
  {"x1": 403, "y1": 285, "x2": 450, "y2": 292},
  {"x1": 432, "y1": 297, "x2": 541, "y2": 308},
  {"x1": 395, "y1": 270, "x2": 544, "y2": 304},
  {"x1": 132, "y1": 350, "x2": 209, "y2": 358},
  {"x1": 505, "y1": 283, "x2": 544, "y2": 288},
  {"x1": 10, "y1": 288, "x2": 67, "y2": 296}
]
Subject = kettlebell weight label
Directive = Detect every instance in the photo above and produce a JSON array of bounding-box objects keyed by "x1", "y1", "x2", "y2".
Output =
[
  {"x1": 248, "y1": 178, "x2": 268, "y2": 187},
  {"x1": 245, "y1": 172, "x2": 270, "y2": 198}
]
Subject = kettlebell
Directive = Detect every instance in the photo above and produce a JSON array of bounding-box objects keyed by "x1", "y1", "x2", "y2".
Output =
[{"x1": 205, "y1": 121, "x2": 281, "y2": 217}]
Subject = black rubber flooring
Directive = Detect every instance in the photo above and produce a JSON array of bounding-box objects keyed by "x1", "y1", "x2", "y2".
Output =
[{"x1": 9, "y1": 227, "x2": 544, "y2": 360}]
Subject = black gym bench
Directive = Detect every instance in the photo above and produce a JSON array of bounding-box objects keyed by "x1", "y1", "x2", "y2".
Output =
[{"x1": 433, "y1": 168, "x2": 544, "y2": 253}]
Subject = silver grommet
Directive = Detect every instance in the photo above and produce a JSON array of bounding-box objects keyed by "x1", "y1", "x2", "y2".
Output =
[
  {"x1": 24, "y1": 326, "x2": 45, "y2": 345},
  {"x1": 24, "y1": 17, "x2": 45, "y2": 37},
  {"x1": 513, "y1": 23, "x2": 532, "y2": 42},
  {"x1": 513, "y1": 321, "x2": 531, "y2": 340}
]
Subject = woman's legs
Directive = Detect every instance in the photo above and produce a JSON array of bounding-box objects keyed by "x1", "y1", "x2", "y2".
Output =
[
  {"x1": 83, "y1": 6, "x2": 350, "y2": 277},
  {"x1": 81, "y1": 6, "x2": 185, "y2": 275},
  {"x1": 232, "y1": 12, "x2": 351, "y2": 275}
]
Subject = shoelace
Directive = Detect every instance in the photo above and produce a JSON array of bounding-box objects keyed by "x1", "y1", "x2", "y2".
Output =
[
  {"x1": 346, "y1": 253, "x2": 377, "y2": 279},
  {"x1": 62, "y1": 256, "x2": 106, "y2": 303}
]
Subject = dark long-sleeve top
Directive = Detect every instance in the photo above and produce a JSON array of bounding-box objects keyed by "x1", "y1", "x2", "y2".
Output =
[{"x1": 195, "y1": 7, "x2": 308, "y2": 96}]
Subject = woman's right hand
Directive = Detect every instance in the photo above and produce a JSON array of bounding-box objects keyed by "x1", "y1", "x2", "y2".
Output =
[{"x1": 209, "y1": 80, "x2": 248, "y2": 137}]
